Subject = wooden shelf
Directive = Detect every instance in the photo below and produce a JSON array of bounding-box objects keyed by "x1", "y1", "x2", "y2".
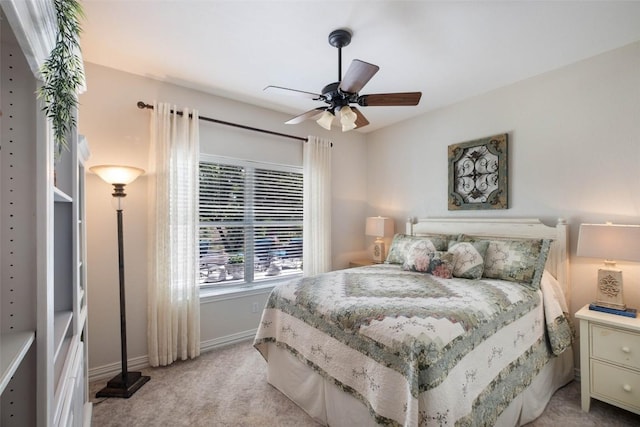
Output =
[
  {"x1": 0, "y1": 331, "x2": 35, "y2": 394},
  {"x1": 53, "y1": 311, "x2": 73, "y2": 363},
  {"x1": 53, "y1": 187, "x2": 72, "y2": 203},
  {"x1": 78, "y1": 305, "x2": 88, "y2": 330}
]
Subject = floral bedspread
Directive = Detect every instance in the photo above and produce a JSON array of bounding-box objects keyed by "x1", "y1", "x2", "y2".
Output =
[{"x1": 254, "y1": 264, "x2": 572, "y2": 427}]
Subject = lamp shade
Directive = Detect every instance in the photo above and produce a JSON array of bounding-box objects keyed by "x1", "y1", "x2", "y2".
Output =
[
  {"x1": 316, "y1": 110, "x2": 334, "y2": 130},
  {"x1": 365, "y1": 216, "x2": 394, "y2": 238},
  {"x1": 90, "y1": 165, "x2": 145, "y2": 185},
  {"x1": 341, "y1": 121, "x2": 357, "y2": 132},
  {"x1": 340, "y1": 105, "x2": 357, "y2": 123},
  {"x1": 577, "y1": 223, "x2": 640, "y2": 262},
  {"x1": 340, "y1": 106, "x2": 357, "y2": 132}
]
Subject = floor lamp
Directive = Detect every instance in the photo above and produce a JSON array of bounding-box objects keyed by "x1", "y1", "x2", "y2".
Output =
[{"x1": 91, "y1": 165, "x2": 150, "y2": 398}]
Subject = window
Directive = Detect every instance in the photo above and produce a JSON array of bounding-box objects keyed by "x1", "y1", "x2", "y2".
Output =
[{"x1": 199, "y1": 156, "x2": 303, "y2": 288}]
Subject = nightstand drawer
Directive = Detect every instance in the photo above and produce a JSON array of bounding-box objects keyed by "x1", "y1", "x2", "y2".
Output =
[
  {"x1": 592, "y1": 360, "x2": 640, "y2": 411},
  {"x1": 592, "y1": 324, "x2": 640, "y2": 370}
]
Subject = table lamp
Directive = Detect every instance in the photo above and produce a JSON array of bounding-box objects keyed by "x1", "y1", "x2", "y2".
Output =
[
  {"x1": 577, "y1": 222, "x2": 640, "y2": 314},
  {"x1": 366, "y1": 216, "x2": 394, "y2": 263}
]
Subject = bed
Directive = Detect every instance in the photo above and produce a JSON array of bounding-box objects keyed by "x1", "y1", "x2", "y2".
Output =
[{"x1": 254, "y1": 218, "x2": 574, "y2": 426}]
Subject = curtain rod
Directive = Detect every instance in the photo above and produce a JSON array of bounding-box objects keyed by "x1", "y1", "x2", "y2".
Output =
[{"x1": 137, "y1": 101, "x2": 309, "y2": 143}]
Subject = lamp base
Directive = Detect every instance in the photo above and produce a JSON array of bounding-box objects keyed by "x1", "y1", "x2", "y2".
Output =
[
  {"x1": 372, "y1": 238, "x2": 385, "y2": 263},
  {"x1": 594, "y1": 266, "x2": 626, "y2": 310},
  {"x1": 96, "y1": 371, "x2": 150, "y2": 398}
]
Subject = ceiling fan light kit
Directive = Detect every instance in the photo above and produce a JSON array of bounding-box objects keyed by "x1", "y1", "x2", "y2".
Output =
[{"x1": 265, "y1": 28, "x2": 422, "y2": 132}]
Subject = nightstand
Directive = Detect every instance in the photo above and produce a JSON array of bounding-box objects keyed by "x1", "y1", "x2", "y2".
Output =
[
  {"x1": 348, "y1": 259, "x2": 377, "y2": 268},
  {"x1": 576, "y1": 304, "x2": 640, "y2": 415}
]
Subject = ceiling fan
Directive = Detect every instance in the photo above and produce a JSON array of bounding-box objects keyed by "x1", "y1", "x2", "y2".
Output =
[{"x1": 264, "y1": 29, "x2": 422, "y2": 132}]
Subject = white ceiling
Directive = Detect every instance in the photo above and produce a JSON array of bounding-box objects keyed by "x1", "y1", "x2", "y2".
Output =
[{"x1": 80, "y1": 1, "x2": 640, "y2": 133}]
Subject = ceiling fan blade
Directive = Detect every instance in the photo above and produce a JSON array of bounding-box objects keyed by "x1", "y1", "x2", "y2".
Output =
[
  {"x1": 358, "y1": 92, "x2": 422, "y2": 107},
  {"x1": 338, "y1": 59, "x2": 380, "y2": 94},
  {"x1": 352, "y1": 107, "x2": 369, "y2": 129},
  {"x1": 285, "y1": 107, "x2": 326, "y2": 124},
  {"x1": 264, "y1": 85, "x2": 323, "y2": 100}
]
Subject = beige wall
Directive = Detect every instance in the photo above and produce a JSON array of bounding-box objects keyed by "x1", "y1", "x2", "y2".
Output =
[
  {"x1": 79, "y1": 63, "x2": 368, "y2": 374},
  {"x1": 365, "y1": 41, "x2": 640, "y2": 318}
]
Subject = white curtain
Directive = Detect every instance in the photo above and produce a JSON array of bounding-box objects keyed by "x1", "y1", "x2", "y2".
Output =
[
  {"x1": 147, "y1": 102, "x2": 200, "y2": 366},
  {"x1": 303, "y1": 135, "x2": 332, "y2": 276}
]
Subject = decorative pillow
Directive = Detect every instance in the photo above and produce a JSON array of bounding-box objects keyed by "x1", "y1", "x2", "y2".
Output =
[
  {"x1": 403, "y1": 247, "x2": 454, "y2": 279},
  {"x1": 447, "y1": 240, "x2": 489, "y2": 279},
  {"x1": 385, "y1": 234, "x2": 449, "y2": 264},
  {"x1": 459, "y1": 235, "x2": 552, "y2": 289},
  {"x1": 428, "y1": 251, "x2": 455, "y2": 279},
  {"x1": 402, "y1": 240, "x2": 438, "y2": 272}
]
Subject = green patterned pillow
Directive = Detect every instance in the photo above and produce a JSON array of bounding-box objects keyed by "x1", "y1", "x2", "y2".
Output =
[
  {"x1": 459, "y1": 236, "x2": 552, "y2": 289},
  {"x1": 447, "y1": 241, "x2": 489, "y2": 279},
  {"x1": 385, "y1": 234, "x2": 449, "y2": 264}
]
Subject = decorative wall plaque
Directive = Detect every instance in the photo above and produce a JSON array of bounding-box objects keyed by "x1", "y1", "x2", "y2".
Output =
[{"x1": 448, "y1": 133, "x2": 508, "y2": 210}]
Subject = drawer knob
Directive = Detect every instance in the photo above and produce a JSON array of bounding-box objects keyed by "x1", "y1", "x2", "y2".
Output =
[
  {"x1": 621, "y1": 346, "x2": 631, "y2": 353},
  {"x1": 623, "y1": 384, "x2": 632, "y2": 392}
]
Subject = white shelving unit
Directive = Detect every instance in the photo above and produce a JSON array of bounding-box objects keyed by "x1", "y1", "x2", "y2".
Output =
[
  {"x1": 0, "y1": 332, "x2": 35, "y2": 394},
  {"x1": 1, "y1": 2, "x2": 91, "y2": 426}
]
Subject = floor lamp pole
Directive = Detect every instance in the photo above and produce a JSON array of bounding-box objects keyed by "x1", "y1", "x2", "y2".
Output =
[
  {"x1": 93, "y1": 170, "x2": 150, "y2": 399},
  {"x1": 117, "y1": 208, "x2": 129, "y2": 384}
]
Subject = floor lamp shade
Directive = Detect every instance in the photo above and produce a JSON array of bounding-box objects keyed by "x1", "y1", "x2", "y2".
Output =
[
  {"x1": 366, "y1": 217, "x2": 395, "y2": 262},
  {"x1": 91, "y1": 164, "x2": 150, "y2": 397},
  {"x1": 90, "y1": 165, "x2": 145, "y2": 185},
  {"x1": 577, "y1": 223, "x2": 640, "y2": 311}
]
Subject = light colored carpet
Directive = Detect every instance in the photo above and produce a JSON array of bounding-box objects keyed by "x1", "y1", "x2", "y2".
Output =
[{"x1": 91, "y1": 340, "x2": 640, "y2": 426}]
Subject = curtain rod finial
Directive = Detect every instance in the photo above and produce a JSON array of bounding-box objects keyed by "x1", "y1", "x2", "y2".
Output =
[{"x1": 137, "y1": 101, "x2": 150, "y2": 109}]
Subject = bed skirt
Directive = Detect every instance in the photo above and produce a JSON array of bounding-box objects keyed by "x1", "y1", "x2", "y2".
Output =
[{"x1": 265, "y1": 342, "x2": 574, "y2": 426}]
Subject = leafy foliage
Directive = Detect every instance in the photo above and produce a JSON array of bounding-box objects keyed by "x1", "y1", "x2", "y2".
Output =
[
  {"x1": 228, "y1": 254, "x2": 244, "y2": 264},
  {"x1": 37, "y1": 0, "x2": 84, "y2": 157}
]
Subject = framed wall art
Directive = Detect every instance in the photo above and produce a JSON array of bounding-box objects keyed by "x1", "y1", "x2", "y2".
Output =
[{"x1": 448, "y1": 133, "x2": 508, "y2": 210}]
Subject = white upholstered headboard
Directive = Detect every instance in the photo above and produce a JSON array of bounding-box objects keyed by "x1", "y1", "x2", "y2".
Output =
[{"x1": 406, "y1": 217, "x2": 570, "y2": 305}]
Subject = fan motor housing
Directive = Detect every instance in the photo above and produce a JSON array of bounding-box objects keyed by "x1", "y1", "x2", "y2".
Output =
[{"x1": 321, "y1": 82, "x2": 355, "y2": 109}]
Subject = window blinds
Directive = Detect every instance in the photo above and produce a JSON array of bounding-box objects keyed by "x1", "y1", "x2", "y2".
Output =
[{"x1": 199, "y1": 159, "x2": 303, "y2": 285}]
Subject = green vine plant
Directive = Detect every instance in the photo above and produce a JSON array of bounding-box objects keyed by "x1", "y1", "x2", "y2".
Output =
[{"x1": 37, "y1": 0, "x2": 84, "y2": 158}]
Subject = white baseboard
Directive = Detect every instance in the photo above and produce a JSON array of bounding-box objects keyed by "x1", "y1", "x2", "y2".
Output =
[
  {"x1": 88, "y1": 329, "x2": 257, "y2": 382},
  {"x1": 200, "y1": 328, "x2": 257, "y2": 353},
  {"x1": 88, "y1": 354, "x2": 150, "y2": 382}
]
